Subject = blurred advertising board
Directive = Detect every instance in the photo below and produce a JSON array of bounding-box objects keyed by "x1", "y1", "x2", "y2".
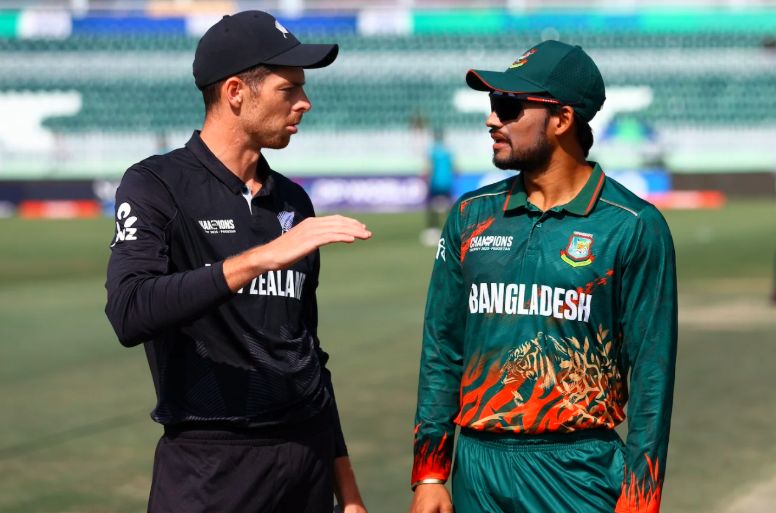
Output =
[
  {"x1": 0, "y1": 169, "x2": 723, "y2": 217},
  {"x1": 294, "y1": 176, "x2": 428, "y2": 212},
  {"x1": 455, "y1": 168, "x2": 672, "y2": 203},
  {"x1": 0, "y1": 179, "x2": 117, "y2": 218},
  {"x1": 296, "y1": 169, "x2": 673, "y2": 212},
  {"x1": 0, "y1": 201, "x2": 15, "y2": 218},
  {"x1": 18, "y1": 200, "x2": 101, "y2": 219}
]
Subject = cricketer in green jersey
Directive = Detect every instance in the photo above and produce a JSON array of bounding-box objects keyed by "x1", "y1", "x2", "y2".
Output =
[{"x1": 410, "y1": 41, "x2": 677, "y2": 513}]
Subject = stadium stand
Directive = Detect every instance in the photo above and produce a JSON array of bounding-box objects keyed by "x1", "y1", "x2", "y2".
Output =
[
  {"x1": 2, "y1": 30, "x2": 776, "y2": 134},
  {"x1": 1, "y1": 8, "x2": 776, "y2": 177}
]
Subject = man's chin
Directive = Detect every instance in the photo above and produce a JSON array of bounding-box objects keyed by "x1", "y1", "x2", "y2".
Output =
[
  {"x1": 492, "y1": 153, "x2": 520, "y2": 171},
  {"x1": 262, "y1": 134, "x2": 292, "y2": 150}
]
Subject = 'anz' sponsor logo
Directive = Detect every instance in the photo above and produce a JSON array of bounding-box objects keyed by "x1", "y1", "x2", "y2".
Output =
[
  {"x1": 199, "y1": 219, "x2": 236, "y2": 234},
  {"x1": 469, "y1": 283, "x2": 592, "y2": 322},
  {"x1": 469, "y1": 235, "x2": 513, "y2": 252},
  {"x1": 111, "y1": 202, "x2": 138, "y2": 247}
]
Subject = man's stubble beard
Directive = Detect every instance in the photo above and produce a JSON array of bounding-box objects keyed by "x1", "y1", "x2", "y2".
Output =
[
  {"x1": 492, "y1": 115, "x2": 553, "y2": 175},
  {"x1": 242, "y1": 100, "x2": 294, "y2": 150},
  {"x1": 260, "y1": 130, "x2": 292, "y2": 150},
  {"x1": 245, "y1": 116, "x2": 292, "y2": 150}
]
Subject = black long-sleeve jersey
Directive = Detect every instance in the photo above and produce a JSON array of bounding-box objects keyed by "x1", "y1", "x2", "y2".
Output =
[{"x1": 105, "y1": 131, "x2": 346, "y2": 457}]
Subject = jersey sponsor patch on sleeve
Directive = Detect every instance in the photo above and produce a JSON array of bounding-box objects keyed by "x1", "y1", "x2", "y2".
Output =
[{"x1": 111, "y1": 202, "x2": 138, "y2": 246}]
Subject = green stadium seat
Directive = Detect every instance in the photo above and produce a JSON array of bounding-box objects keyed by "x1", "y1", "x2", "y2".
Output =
[{"x1": 3, "y1": 29, "x2": 775, "y2": 133}]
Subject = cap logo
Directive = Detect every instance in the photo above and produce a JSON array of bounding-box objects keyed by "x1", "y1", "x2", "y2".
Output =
[
  {"x1": 275, "y1": 20, "x2": 289, "y2": 38},
  {"x1": 509, "y1": 49, "x2": 536, "y2": 69}
]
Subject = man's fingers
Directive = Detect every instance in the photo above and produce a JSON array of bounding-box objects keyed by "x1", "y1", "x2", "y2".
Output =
[
  {"x1": 316, "y1": 233, "x2": 358, "y2": 246},
  {"x1": 318, "y1": 215, "x2": 368, "y2": 231},
  {"x1": 281, "y1": 216, "x2": 371, "y2": 254},
  {"x1": 313, "y1": 218, "x2": 371, "y2": 240}
]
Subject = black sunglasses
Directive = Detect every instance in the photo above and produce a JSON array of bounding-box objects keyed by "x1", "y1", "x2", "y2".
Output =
[{"x1": 488, "y1": 92, "x2": 584, "y2": 121}]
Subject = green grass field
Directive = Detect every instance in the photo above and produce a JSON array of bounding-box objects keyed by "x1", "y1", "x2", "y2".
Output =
[{"x1": 1, "y1": 202, "x2": 776, "y2": 513}]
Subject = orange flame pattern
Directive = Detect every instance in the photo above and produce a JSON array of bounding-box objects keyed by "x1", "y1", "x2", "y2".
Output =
[
  {"x1": 615, "y1": 454, "x2": 662, "y2": 513},
  {"x1": 412, "y1": 426, "x2": 452, "y2": 483},
  {"x1": 456, "y1": 325, "x2": 626, "y2": 434},
  {"x1": 460, "y1": 218, "x2": 495, "y2": 263}
]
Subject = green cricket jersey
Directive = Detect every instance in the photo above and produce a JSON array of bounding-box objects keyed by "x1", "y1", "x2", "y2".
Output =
[{"x1": 413, "y1": 163, "x2": 677, "y2": 513}]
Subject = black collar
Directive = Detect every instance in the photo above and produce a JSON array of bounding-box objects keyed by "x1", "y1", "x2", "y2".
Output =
[{"x1": 185, "y1": 130, "x2": 274, "y2": 197}]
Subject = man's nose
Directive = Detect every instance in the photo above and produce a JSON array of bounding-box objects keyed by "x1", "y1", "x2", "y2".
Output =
[
  {"x1": 297, "y1": 90, "x2": 311, "y2": 113},
  {"x1": 486, "y1": 111, "x2": 502, "y2": 128}
]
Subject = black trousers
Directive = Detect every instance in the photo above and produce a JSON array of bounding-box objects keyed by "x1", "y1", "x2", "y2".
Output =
[{"x1": 147, "y1": 414, "x2": 335, "y2": 513}]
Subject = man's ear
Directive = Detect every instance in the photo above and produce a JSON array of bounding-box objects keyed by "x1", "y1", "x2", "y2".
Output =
[
  {"x1": 553, "y1": 105, "x2": 576, "y2": 137},
  {"x1": 223, "y1": 77, "x2": 244, "y2": 109}
]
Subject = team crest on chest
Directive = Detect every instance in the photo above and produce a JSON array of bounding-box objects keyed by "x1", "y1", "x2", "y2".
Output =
[
  {"x1": 278, "y1": 211, "x2": 294, "y2": 234},
  {"x1": 561, "y1": 231, "x2": 594, "y2": 268}
]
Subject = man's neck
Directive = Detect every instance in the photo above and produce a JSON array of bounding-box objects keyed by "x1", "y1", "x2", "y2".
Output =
[
  {"x1": 522, "y1": 153, "x2": 593, "y2": 212},
  {"x1": 200, "y1": 120, "x2": 262, "y2": 188}
]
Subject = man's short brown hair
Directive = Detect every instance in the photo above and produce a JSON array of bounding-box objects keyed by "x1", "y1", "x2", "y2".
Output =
[{"x1": 202, "y1": 64, "x2": 275, "y2": 114}]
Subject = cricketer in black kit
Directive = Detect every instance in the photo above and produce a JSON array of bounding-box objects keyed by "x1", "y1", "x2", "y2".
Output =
[{"x1": 104, "y1": 11, "x2": 371, "y2": 513}]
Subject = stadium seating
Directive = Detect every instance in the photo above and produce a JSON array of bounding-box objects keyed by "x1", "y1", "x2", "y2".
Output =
[{"x1": 2, "y1": 27, "x2": 776, "y2": 134}]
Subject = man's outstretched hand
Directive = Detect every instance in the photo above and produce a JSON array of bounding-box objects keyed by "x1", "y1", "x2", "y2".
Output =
[
  {"x1": 224, "y1": 215, "x2": 371, "y2": 293},
  {"x1": 263, "y1": 215, "x2": 371, "y2": 269}
]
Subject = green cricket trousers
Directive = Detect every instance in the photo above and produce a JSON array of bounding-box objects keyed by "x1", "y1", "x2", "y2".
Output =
[{"x1": 452, "y1": 427, "x2": 626, "y2": 513}]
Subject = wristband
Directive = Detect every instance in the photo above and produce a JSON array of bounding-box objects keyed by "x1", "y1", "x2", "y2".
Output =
[{"x1": 411, "y1": 478, "x2": 446, "y2": 491}]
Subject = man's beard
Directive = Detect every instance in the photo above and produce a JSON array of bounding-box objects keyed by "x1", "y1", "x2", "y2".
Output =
[
  {"x1": 492, "y1": 119, "x2": 553, "y2": 173},
  {"x1": 248, "y1": 123, "x2": 292, "y2": 150},
  {"x1": 260, "y1": 130, "x2": 292, "y2": 150},
  {"x1": 244, "y1": 111, "x2": 297, "y2": 150}
]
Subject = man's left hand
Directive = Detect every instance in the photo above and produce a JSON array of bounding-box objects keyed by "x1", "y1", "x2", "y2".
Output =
[
  {"x1": 334, "y1": 456, "x2": 367, "y2": 512},
  {"x1": 340, "y1": 506, "x2": 368, "y2": 513}
]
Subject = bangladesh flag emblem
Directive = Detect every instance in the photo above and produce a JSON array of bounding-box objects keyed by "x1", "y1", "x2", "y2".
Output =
[
  {"x1": 509, "y1": 49, "x2": 536, "y2": 68},
  {"x1": 561, "y1": 232, "x2": 594, "y2": 267}
]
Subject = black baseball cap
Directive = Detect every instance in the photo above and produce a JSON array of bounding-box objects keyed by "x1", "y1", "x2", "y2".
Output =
[
  {"x1": 193, "y1": 10, "x2": 339, "y2": 90},
  {"x1": 466, "y1": 40, "x2": 605, "y2": 122}
]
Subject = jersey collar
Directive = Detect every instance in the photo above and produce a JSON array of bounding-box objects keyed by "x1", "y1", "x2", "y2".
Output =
[
  {"x1": 185, "y1": 130, "x2": 273, "y2": 196},
  {"x1": 503, "y1": 161, "x2": 605, "y2": 216}
]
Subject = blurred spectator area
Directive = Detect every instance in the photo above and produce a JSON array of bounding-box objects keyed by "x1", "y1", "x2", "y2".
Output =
[{"x1": 1, "y1": 4, "x2": 776, "y2": 191}]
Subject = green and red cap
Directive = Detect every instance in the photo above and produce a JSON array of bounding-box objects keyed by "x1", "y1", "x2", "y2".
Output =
[{"x1": 466, "y1": 40, "x2": 606, "y2": 122}]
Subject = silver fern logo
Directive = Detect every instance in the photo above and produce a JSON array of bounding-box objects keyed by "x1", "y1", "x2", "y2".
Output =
[
  {"x1": 275, "y1": 20, "x2": 289, "y2": 38},
  {"x1": 278, "y1": 211, "x2": 294, "y2": 234}
]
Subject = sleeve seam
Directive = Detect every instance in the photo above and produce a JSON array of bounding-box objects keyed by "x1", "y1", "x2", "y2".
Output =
[{"x1": 620, "y1": 211, "x2": 644, "y2": 271}]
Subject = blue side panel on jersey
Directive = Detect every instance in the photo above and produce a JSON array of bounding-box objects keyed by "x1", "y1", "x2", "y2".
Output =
[
  {"x1": 275, "y1": 15, "x2": 357, "y2": 34},
  {"x1": 72, "y1": 15, "x2": 186, "y2": 35}
]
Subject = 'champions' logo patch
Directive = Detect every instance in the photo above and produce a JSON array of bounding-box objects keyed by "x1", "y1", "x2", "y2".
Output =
[
  {"x1": 561, "y1": 231, "x2": 594, "y2": 267},
  {"x1": 509, "y1": 49, "x2": 536, "y2": 68},
  {"x1": 469, "y1": 235, "x2": 514, "y2": 253},
  {"x1": 199, "y1": 219, "x2": 236, "y2": 234}
]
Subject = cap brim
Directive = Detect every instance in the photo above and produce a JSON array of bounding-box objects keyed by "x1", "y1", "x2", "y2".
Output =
[
  {"x1": 264, "y1": 43, "x2": 339, "y2": 69},
  {"x1": 466, "y1": 69, "x2": 546, "y2": 94}
]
